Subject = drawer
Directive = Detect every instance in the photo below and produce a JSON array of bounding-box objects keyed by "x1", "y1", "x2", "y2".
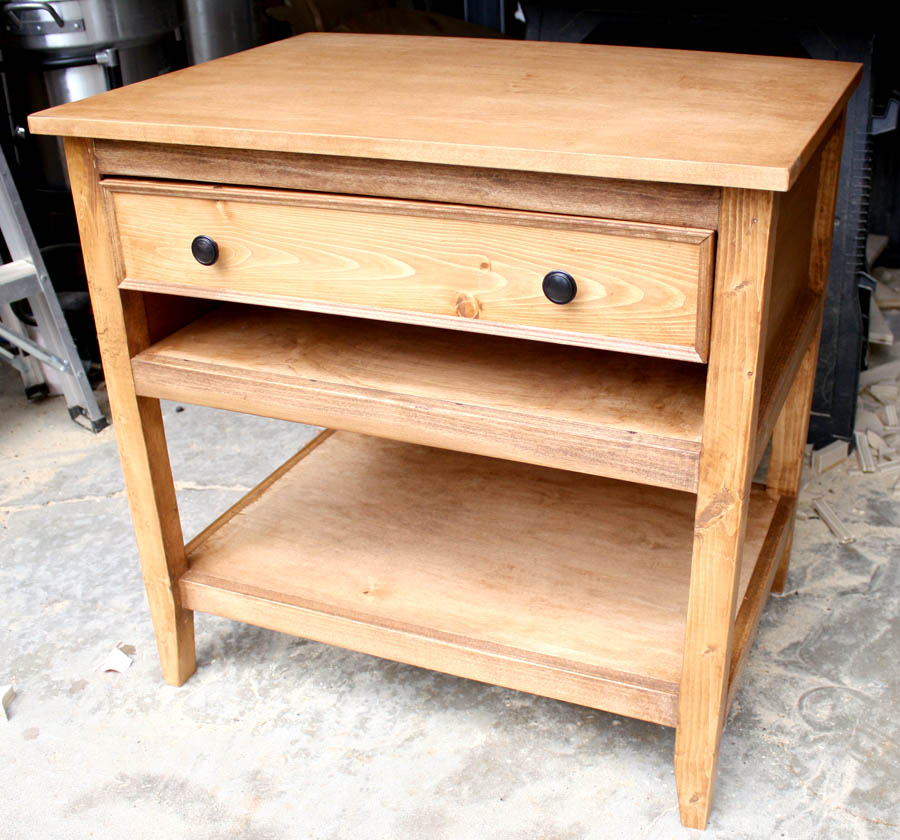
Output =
[{"x1": 107, "y1": 180, "x2": 716, "y2": 361}]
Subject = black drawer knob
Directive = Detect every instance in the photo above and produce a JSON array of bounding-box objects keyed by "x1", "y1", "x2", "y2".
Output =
[
  {"x1": 542, "y1": 270, "x2": 577, "y2": 305},
  {"x1": 191, "y1": 235, "x2": 219, "y2": 266}
]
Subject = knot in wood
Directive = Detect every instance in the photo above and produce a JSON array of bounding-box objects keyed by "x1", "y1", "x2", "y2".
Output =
[{"x1": 456, "y1": 292, "x2": 482, "y2": 319}]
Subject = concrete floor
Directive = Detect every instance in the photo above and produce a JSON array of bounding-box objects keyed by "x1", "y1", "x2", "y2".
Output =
[{"x1": 1, "y1": 360, "x2": 899, "y2": 840}]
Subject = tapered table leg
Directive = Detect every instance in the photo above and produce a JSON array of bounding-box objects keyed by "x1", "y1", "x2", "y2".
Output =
[
  {"x1": 65, "y1": 137, "x2": 196, "y2": 685},
  {"x1": 675, "y1": 189, "x2": 778, "y2": 829},
  {"x1": 768, "y1": 117, "x2": 845, "y2": 593}
]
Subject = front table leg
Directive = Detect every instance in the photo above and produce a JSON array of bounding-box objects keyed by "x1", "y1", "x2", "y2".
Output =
[
  {"x1": 675, "y1": 189, "x2": 778, "y2": 828},
  {"x1": 65, "y1": 137, "x2": 196, "y2": 685}
]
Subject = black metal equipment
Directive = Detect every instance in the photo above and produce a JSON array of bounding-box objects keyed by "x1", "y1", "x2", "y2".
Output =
[{"x1": 0, "y1": 0, "x2": 184, "y2": 370}]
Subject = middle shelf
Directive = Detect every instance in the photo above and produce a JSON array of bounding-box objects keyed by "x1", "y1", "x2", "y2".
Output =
[{"x1": 131, "y1": 303, "x2": 706, "y2": 491}]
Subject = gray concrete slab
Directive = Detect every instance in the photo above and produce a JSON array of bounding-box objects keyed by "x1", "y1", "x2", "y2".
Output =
[{"x1": 1, "y1": 364, "x2": 898, "y2": 839}]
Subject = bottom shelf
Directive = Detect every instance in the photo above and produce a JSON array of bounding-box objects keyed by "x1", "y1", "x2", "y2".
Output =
[{"x1": 180, "y1": 431, "x2": 790, "y2": 726}]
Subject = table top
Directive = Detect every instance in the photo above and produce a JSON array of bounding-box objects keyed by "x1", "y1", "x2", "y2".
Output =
[{"x1": 29, "y1": 33, "x2": 860, "y2": 191}]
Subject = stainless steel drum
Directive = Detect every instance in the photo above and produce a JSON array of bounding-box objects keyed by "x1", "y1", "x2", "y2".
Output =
[
  {"x1": 2, "y1": 0, "x2": 182, "y2": 188},
  {"x1": 181, "y1": 0, "x2": 255, "y2": 64},
  {"x1": 0, "y1": 1, "x2": 183, "y2": 369},
  {"x1": 3, "y1": 0, "x2": 179, "y2": 51}
]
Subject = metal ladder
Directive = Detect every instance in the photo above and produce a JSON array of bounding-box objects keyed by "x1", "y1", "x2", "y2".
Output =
[{"x1": 0, "y1": 147, "x2": 107, "y2": 432}]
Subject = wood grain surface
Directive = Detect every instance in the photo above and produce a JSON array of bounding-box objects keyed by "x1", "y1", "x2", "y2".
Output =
[
  {"x1": 109, "y1": 181, "x2": 714, "y2": 360},
  {"x1": 768, "y1": 116, "x2": 845, "y2": 593},
  {"x1": 675, "y1": 188, "x2": 778, "y2": 829},
  {"x1": 753, "y1": 291, "x2": 821, "y2": 471},
  {"x1": 94, "y1": 140, "x2": 723, "y2": 229},
  {"x1": 764, "y1": 149, "x2": 821, "y2": 365},
  {"x1": 180, "y1": 431, "x2": 780, "y2": 726},
  {"x1": 48, "y1": 35, "x2": 859, "y2": 830},
  {"x1": 30, "y1": 34, "x2": 860, "y2": 190},
  {"x1": 131, "y1": 304, "x2": 706, "y2": 491},
  {"x1": 726, "y1": 494, "x2": 795, "y2": 711},
  {"x1": 64, "y1": 137, "x2": 196, "y2": 686}
]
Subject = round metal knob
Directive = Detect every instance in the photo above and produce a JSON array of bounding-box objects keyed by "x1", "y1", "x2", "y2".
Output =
[
  {"x1": 191, "y1": 235, "x2": 219, "y2": 266},
  {"x1": 542, "y1": 270, "x2": 577, "y2": 305}
]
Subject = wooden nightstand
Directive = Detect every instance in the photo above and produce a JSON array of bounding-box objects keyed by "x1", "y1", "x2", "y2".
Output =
[{"x1": 29, "y1": 34, "x2": 860, "y2": 829}]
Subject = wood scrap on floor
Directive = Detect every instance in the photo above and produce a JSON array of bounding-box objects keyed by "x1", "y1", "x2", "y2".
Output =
[
  {"x1": 869, "y1": 298, "x2": 895, "y2": 345},
  {"x1": 812, "y1": 499, "x2": 856, "y2": 544},
  {"x1": 866, "y1": 233, "x2": 889, "y2": 268},
  {"x1": 859, "y1": 359, "x2": 900, "y2": 388},
  {"x1": 855, "y1": 431, "x2": 877, "y2": 473},
  {"x1": 856, "y1": 408, "x2": 884, "y2": 434},
  {"x1": 97, "y1": 645, "x2": 133, "y2": 673},
  {"x1": 799, "y1": 349, "x2": 900, "y2": 545},
  {"x1": 870, "y1": 384, "x2": 900, "y2": 404},
  {"x1": 811, "y1": 440, "x2": 850, "y2": 474},
  {"x1": 874, "y1": 266, "x2": 900, "y2": 309},
  {"x1": 1, "y1": 684, "x2": 14, "y2": 720}
]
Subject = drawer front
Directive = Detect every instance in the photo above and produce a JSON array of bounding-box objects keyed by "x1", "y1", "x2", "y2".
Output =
[{"x1": 109, "y1": 181, "x2": 715, "y2": 361}]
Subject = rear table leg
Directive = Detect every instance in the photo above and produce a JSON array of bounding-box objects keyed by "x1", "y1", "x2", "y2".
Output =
[{"x1": 767, "y1": 117, "x2": 845, "y2": 593}]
